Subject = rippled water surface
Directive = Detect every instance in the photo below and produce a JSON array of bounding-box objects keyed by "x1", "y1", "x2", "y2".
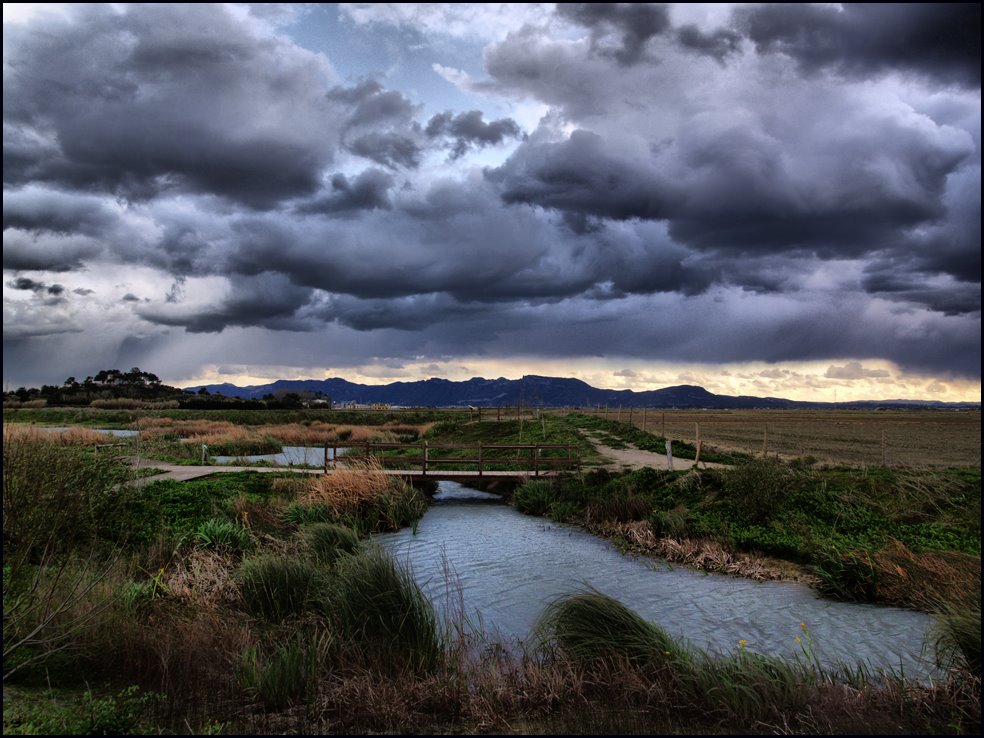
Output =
[
  {"x1": 376, "y1": 482, "x2": 937, "y2": 678},
  {"x1": 213, "y1": 445, "x2": 347, "y2": 466}
]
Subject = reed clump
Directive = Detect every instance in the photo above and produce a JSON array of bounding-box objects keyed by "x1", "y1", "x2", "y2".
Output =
[
  {"x1": 330, "y1": 547, "x2": 443, "y2": 673},
  {"x1": 535, "y1": 590, "x2": 683, "y2": 668},
  {"x1": 236, "y1": 555, "x2": 324, "y2": 623},
  {"x1": 302, "y1": 523, "x2": 361, "y2": 565},
  {"x1": 301, "y1": 458, "x2": 392, "y2": 515}
]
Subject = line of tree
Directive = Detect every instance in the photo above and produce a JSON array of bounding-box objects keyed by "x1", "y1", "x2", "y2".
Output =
[{"x1": 4, "y1": 369, "x2": 330, "y2": 410}]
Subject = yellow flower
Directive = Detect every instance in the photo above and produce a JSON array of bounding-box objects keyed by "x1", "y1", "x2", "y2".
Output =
[
  {"x1": 795, "y1": 636, "x2": 802, "y2": 644},
  {"x1": 800, "y1": 622, "x2": 807, "y2": 631},
  {"x1": 739, "y1": 639, "x2": 747, "y2": 648}
]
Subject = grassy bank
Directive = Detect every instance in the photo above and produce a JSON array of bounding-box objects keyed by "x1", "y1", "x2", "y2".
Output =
[
  {"x1": 513, "y1": 462, "x2": 980, "y2": 610},
  {"x1": 4, "y1": 431, "x2": 980, "y2": 734}
]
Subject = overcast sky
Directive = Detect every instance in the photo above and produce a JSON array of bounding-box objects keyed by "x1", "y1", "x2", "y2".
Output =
[{"x1": 3, "y1": 3, "x2": 980, "y2": 401}]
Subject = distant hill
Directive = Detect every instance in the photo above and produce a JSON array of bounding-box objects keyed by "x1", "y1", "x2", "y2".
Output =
[{"x1": 186, "y1": 375, "x2": 980, "y2": 410}]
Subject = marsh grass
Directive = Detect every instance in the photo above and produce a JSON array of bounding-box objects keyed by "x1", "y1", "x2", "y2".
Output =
[
  {"x1": 535, "y1": 590, "x2": 683, "y2": 668},
  {"x1": 240, "y1": 632, "x2": 326, "y2": 709},
  {"x1": 815, "y1": 539, "x2": 981, "y2": 608},
  {"x1": 302, "y1": 523, "x2": 361, "y2": 565},
  {"x1": 293, "y1": 460, "x2": 427, "y2": 534},
  {"x1": 932, "y1": 601, "x2": 982, "y2": 678},
  {"x1": 302, "y1": 458, "x2": 391, "y2": 514},
  {"x1": 236, "y1": 556, "x2": 324, "y2": 622},
  {"x1": 2, "y1": 423, "x2": 114, "y2": 447},
  {"x1": 330, "y1": 547, "x2": 443, "y2": 673}
]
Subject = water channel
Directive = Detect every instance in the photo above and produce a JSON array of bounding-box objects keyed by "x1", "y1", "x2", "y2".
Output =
[
  {"x1": 376, "y1": 482, "x2": 938, "y2": 679},
  {"x1": 212, "y1": 445, "x2": 345, "y2": 466}
]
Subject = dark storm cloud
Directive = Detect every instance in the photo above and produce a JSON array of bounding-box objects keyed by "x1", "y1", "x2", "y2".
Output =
[
  {"x1": 296, "y1": 169, "x2": 394, "y2": 215},
  {"x1": 1, "y1": 229, "x2": 99, "y2": 271},
  {"x1": 3, "y1": 3, "x2": 979, "y2": 389},
  {"x1": 137, "y1": 273, "x2": 314, "y2": 333},
  {"x1": 490, "y1": 114, "x2": 973, "y2": 262},
  {"x1": 3, "y1": 3, "x2": 341, "y2": 207},
  {"x1": 333, "y1": 80, "x2": 418, "y2": 128},
  {"x1": 861, "y1": 270, "x2": 982, "y2": 316},
  {"x1": 6, "y1": 276, "x2": 67, "y2": 307},
  {"x1": 331, "y1": 80, "x2": 427, "y2": 168},
  {"x1": 425, "y1": 110, "x2": 523, "y2": 159},
  {"x1": 346, "y1": 132, "x2": 423, "y2": 169},
  {"x1": 557, "y1": 3, "x2": 671, "y2": 65},
  {"x1": 3, "y1": 188, "x2": 118, "y2": 235},
  {"x1": 737, "y1": 3, "x2": 982, "y2": 87},
  {"x1": 490, "y1": 130, "x2": 675, "y2": 220},
  {"x1": 675, "y1": 25, "x2": 742, "y2": 62},
  {"x1": 315, "y1": 293, "x2": 488, "y2": 332}
]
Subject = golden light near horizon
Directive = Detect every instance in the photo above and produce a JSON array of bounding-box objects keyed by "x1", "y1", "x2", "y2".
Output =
[{"x1": 178, "y1": 357, "x2": 981, "y2": 404}]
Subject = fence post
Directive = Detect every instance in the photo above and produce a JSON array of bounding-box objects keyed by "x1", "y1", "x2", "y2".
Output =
[
  {"x1": 201, "y1": 443, "x2": 208, "y2": 465},
  {"x1": 534, "y1": 446, "x2": 540, "y2": 477},
  {"x1": 665, "y1": 440, "x2": 674, "y2": 471},
  {"x1": 478, "y1": 442, "x2": 483, "y2": 477},
  {"x1": 423, "y1": 440, "x2": 428, "y2": 476},
  {"x1": 324, "y1": 442, "x2": 328, "y2": 473}
]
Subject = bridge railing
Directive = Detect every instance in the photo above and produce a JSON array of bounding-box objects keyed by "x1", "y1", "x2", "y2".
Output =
[{"x1": 341, "y1": 441, "x2": 580, "y2": 477}]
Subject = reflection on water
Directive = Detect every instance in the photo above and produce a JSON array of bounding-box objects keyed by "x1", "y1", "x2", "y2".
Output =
[
  {"x1": 376, "y1": 482, "x2": 937, "y2": 678},
  {"x1": 43, "y1": 426, "x2": 139, "y2": 437},
  {"x1": 213, "y1": 445, "x2": 347, "y2": 466}
]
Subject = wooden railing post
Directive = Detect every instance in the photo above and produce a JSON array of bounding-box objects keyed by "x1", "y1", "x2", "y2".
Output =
[
  {"x1": 423, "y1": 440, "x2": 428, "y2": 476},
  {"x1": 478, "y1": 441, "x2": 483, "y2": 477},
  {"x1": 534, "y1": 446, "x2": 540, "y2": 477}
]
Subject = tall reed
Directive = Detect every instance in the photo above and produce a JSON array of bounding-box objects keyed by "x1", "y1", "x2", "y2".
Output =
[{"x1": 329, "y1": 547, "x2": 442, "y2": 673}]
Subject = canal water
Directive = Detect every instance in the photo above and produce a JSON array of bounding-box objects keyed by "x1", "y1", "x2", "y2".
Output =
[
  {"x1": 213, "y1": 445, "x2": 345, "y2": 466},
  {"x1": 375, "y1": 482, "x2": 938, "y2": 679}
]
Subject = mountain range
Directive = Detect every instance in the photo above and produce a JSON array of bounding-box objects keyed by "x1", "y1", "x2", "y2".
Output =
[{"x1": 187, "y1": 375, "x2": 979, "y2": 410}]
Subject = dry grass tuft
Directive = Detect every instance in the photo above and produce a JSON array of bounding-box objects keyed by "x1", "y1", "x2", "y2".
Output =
[
  {"x1": 300, "y1": 458, "x2": 392, "y2": 516},
  {"x1": 3, "y1": 423, "x2": 113, "y2": 446},
  {"x1": 164, "y1": 550, "x2": 241, "y2": 609},
  {"x1": 870, "y1": 540, "x2": 981, "y2": 609},
  {"x1": 590, "y1": 520, "x2": 813, "y2": 583}
]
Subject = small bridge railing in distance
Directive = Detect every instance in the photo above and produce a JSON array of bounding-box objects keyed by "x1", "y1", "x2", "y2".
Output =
[{"x1": 350, "y1": 441, "x2": 580, "y2": 477}]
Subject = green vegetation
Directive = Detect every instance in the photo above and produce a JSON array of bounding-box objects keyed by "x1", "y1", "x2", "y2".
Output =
[
  {"x1": 302, "y1": 522, "x2": 362, "y2": 565},
  {"x1": 330, "y1": 547, "x2": 443, "y2": 673},
  {"x1": 4, "y1": 410, "x2": 980, "y2": 734},
  {"x1": 535, "y1": 590, "x2": 683, "y2": 667},
  {"x1": 237, "y1": 555, "x2": 325, "y2": 622},
  {"x1": 513, "y1": 461, "x2": 980, "y2": 610}
]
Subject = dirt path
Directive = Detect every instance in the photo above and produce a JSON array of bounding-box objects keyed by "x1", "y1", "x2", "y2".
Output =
[{"x1": 584, "y1": 434, "x2": 728, "y2": 472}]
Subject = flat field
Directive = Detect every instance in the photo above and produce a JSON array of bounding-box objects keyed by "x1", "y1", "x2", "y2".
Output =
[{"x1": 570, "y1": 408, "x2": 981, "y2": 468}]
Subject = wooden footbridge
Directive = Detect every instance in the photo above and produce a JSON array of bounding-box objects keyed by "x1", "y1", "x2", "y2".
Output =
[{"x1": 327, "y1": 441, "x2": 581, "y2": 481}]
